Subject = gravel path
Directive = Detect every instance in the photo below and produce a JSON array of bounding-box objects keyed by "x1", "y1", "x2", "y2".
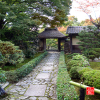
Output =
[{"x1": 2, "y1": 52, "x2": 60, "y2": 100}]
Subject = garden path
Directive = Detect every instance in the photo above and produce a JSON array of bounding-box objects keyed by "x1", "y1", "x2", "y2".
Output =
[{"x1": 3, "y1": 51, "x2": 60, "y2": 100}]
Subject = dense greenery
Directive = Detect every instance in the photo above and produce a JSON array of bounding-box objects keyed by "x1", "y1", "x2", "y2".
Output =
[
  {"x1": 0, "y1": 68, "x2": 6, "y2": 83},
  {"x1": 90, "y1": 62, "x2": 100, "y2": 70},
  {"x1": 82, "y1": 70, "x2": 100, "y2": 89},
  {"x1": 0, "y1": 0, "x2": 72, "y2": 55},
  {"x1": 66, "y1": 53, "x2": 100, "y2": 89},
  {"x1": 0, "y1": 40, "x2": 25, "y2": 68},
  {"x1": 67, "y1": 54, "x2": 90, "y2": 71},
  {"x1": 2, "y1": 52, "x2": 43, "y2": 71},
  {"x1": 57, "y1": 51, "x2": 78, "y2": 100},
  {"x1": 46, "y1": 39, "x2": 58, "y2": 50},
  {"x1": 77, "y1": 26, "x2": 100, "y2": 60},
  {"x1": 3, "y1": 51, "x2": 48, "y2": 83}
]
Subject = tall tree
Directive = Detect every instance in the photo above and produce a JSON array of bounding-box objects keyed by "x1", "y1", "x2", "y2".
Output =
[
  {"x1": 73, "y1": 0, "x2": 100, "y2": 28},
  {"x1": 76, "y1": 26, "x2": 100, "y2": 60},
  {"x1": 80, "y1": 19, "x2": 93, "y2": 26},
  {"x1": 0, "y1": 0, "x2": 72, "y2": 54}
]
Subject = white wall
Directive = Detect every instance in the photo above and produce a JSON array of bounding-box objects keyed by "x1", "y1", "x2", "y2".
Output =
[{"x1": 72, "y1": 37, "x2": 80, "y2": 45}]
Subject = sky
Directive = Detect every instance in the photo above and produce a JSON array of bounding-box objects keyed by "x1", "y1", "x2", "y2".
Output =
[{"x1": 69, "y1": 0, "x2": 100, "y2": 22}]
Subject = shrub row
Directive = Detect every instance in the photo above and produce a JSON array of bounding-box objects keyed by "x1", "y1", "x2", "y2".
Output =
[
  {"x1": 5, "y1": 51, "x2": 48, "y2": 83},
  {"x1": 0, "y1": 68, "x2": 6, "y2": 83},
  {"x1": 56, "y1": 51, "x2": 78, "y2": 100},
  {"x1": 67, "y1": 54, "x2": 90, "y2": 71},
  {"x1": 67, "y1": 54, "x2": 100, "y2": 89}
]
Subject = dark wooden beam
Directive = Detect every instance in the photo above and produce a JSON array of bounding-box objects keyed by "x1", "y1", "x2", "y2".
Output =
[
  {"x1": 58, "y1": 38, "x2": 61, "y2": 51},
  {"x1": 43, "y1": 38, "x2": 46, "y2": 50},
  {"x1": 70, "y1": 35, "x2": 73, "y2": 53}
]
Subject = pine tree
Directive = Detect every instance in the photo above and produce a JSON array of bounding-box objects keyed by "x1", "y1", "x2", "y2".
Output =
[{"x1": 76, "y1": 26, "x2": 100, "y2": 60}]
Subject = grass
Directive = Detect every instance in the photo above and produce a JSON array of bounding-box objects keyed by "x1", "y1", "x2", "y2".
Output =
[
  {"x1": 89, "y1": 62, "x2": 100, "y2": 70},
  {"x1": 2, "y1": 52, "x2": 43, "y2": 71},
  {"x1": 65, "y1": 54, "x2": 100, "y2": 100}
]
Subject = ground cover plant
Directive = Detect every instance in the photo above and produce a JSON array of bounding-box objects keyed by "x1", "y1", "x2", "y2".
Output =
[
  {"x1": 65, "y1": 53, "x2": 100, "y2": 100},
  {"x1": 57, "y1": 51, "x2": 78, "y2": 100}
]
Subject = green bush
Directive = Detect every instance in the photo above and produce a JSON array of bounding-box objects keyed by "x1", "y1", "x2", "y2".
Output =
[
  {"x1": 67, "y1": 54, "x2": 90, "y2": 71},
  {"x1": 67, "y1": 60, "x2": 83, "y2": 71},
  {"x1": 5, "y1": 51, "x2": 48, "y2": 83},
  {"x1": 66, "y1": 53, "x2": 79, "y2": 59},
  {"x1": 72, "y1": 54, "x2": 87, "y2": 60},
  {"x1": 5, "y1": 70, "x2": 18, "y2": 83},
  {"x1": 82, "y1": 70, "x2": 100, "y2": 89},
  {"x1": 70, "y1": 67, "x2": 80, "y2": 79},
  {"x1": 24, "y1": 49, "x2": 34, "y2": 58},
  {"x1": 57, "y1": 51, "x2": 78, "y2": 100},
  {"x1": 0, "y1": 40, "x2": 25, "y2": 67},
  {"x1": 0, "y1": 68, "x2": 6, "y2": 83},
  {"x1": 78, "y1": 67, "x2": 92, "y2": 77}
]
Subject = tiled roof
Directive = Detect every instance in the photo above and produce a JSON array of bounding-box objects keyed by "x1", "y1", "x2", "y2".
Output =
[
  {"x1": 66, "y1": 26, "x2": 87, "y2": 34},
  {"x1": 38, "y1": 27, "x2": 66, "y2": 38}
]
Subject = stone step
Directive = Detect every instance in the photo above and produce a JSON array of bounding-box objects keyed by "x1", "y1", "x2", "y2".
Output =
[{"x1": 0, "y1": 82, "x2": 9, "y2": 89}]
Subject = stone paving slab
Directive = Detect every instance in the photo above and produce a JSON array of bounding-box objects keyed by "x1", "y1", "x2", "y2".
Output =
[
  {"x1": 38, "y1": 97, "x2": 48, "y2": 100},
  {"x1": 42, "y1": 66, "x2": 53, "y2": 71},
  {"x1": 2, "y1": 52, "x2": 60, "y2": 100},
  {"x1": 24, "y1": 84, "x2": 47, "y2": 96},
  {"x1": 36, "y1": 73, "x2": 50, "y2": 79}
]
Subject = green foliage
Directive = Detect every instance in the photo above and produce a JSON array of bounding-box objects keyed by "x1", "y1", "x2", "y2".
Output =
[
  {"x1": 57, "y1": 51, "x2": 78, "y2": 100},
  {"x1": 82, "y1": 70, "x2": 100, "y2": 89},
  {"x1": 70, "y1": 67, "x2": 80, "y2": 79},
  {"x1": 77, "y1": 26, "x2": 100, "y2": 60},
  {"x1": 78, "y1": 67, "x2": 92, "y2": 77},
  {"x1": 0, "y1": 68, "x2": 6, "y2": 83},
  {"x1": 90, "y1": 62, "x2": 100, "y2": 70},
  {"x1": 0, "y1": 52, "x2": 3, "y2": 62},
  {"x1": 0, "y1": 40, "x2": 25, "y2": 67},
  {"x1": 24, "y1": 49, "x2": 34, "y2": 58},
  {"x1": 87, "y1": 48, "x2": 100, "y2": 60},
  {"x1": 46, "y1": 39, "x2": 58, "y2": 50},
  {"x1": 66, "y1": 53, "x2": 79, "y2": 59},
  {"x1": 64, "y1": 16, "x2": 81, "y2": 26},
  {"x1": 67, "y1": 54, "x2": 90, "y2": 71},
  {"x1": 72, "y1": 54, "x2": 87, "y2": 60},
  {"x1": 67, "y1": 60, "x2": 82, "y2": 71},
  {"x1": 5, "y1": 51, "x2": 48, "y2": 83}
]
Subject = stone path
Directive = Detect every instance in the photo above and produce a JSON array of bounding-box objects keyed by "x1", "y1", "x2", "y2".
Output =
[{"x1": 2, "y1": 52, "x2": 60, "y2": 100}]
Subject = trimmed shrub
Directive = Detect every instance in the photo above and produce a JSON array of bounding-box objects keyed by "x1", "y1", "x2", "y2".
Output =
[
  {"x1": 66, "y1": 53, "x2": 79, "y2": 59},
  {"x1": 78, "y1": 67, "x2": 92, "y2": 77},
  {"x1": 0, "y1": 68, "x2": 6, "y2": 83},
  {"x1": 0, "y1": 40, "x2": 25, "y2": 67},
  {"x1": 82, "y1": 70, "x2": 100, "y2": 89},
  {"x1": 67, "y1": 60, "x2": 83, "y2": 71},
  {"x1": 5, "y1": 51, "x2": 48, "y2": 83},
  {"x1": 72, "y1": 54, "x2": 87, "y2": 60},
  {"x1": 70, "y1": 67, "x2": 80, "y2": 79},
  {"x1": 24, "y1": 49, "x2": 34, "y2": 58},
  {"x1": 57, "y1": 51, "x2": 78, "y2": 100},
  {"x1": 67, "y1": 54, "x2": 90, "y2": 71}
]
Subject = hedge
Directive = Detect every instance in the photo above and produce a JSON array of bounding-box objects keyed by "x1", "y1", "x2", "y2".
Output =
[
  {"x1": 67, "y1": 54, "x2": 100, "y2": 89},
  {"x1": 82, "y1": 70, "x2": 100, "y2": 89},
  {"x1": 70, "y1": 67, "x2": 92, "y2": 79},
  {"x1": 5, "y1": 51, "x2": 48, "y2": 83},
  {"x1": 56, "y1": 51, "x2": 78, "y2": 100}
]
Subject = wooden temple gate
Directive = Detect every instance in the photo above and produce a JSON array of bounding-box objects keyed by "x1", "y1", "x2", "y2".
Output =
[{"x1": 38, "y1": 28, "x2": 67, "y2": 52}]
